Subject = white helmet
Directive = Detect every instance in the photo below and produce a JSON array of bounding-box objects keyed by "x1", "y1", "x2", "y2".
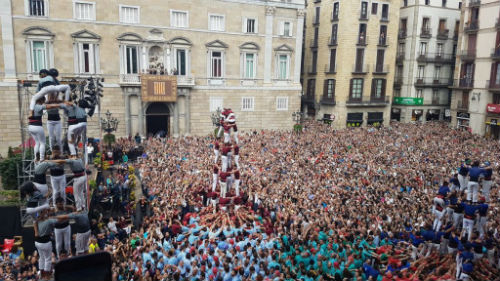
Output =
[{"x1": 227, "y1": 112, "x2": 236, "y2": 123}]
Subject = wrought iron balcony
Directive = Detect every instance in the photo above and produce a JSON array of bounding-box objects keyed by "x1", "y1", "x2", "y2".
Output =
[
  {"x1": 373, "y1": 64, "x2": 390, "y2": 74},
  {"x1": 436, "y1": 29, "x2": 449, "y2": 40},
  {"x1": 459, "y1": 50, "x2": 476, "y2": 61},
  {"x1": 453, "y1": 78, "x2": 474, "y2": 89},
  {"x1": 346, "y1": 95, "x2": 390, "y2": 107},
  {"x1": 420, "y1": 27, "x2": 431, "y2": 38},
  {"x1": 324, "y1": 63, "x2": 336, "y2": 74},
  {"x1": 357, "y1": 35, "x2": 368, "y2": 46},
  {"x1": 352, "y1": 64, "x2": 369, "y2": 74},
  {"x1": 310, "y1": 38, "x2": 318, "y2": 48},
  {"x1": 378, "y1": 36, "x2": 388, "y2": 47},
  {"x1": 468, "y1": 0, "x2": 480, "y2": 7},
  {"x1": 398, "y1": 30, "x2": 407, "y2": 39},
  {"x1": 486, "y1": 80, "x2": 500, "y2": 92},
  {"x1": 328, "y1": 36, "x2": 337, "y2": 46},
  {"x1": 464, "y1": 21, "x2": 479, "y2": 33},
  {"x1": 414, "y1": 77, "x2": 453, "y2": 88},
  {"x1": 331, "y1": 12, "x2": 339, "y2": 22},
  {"x1": 416, "y1": 53, "x2": 455, "y2": 64},
  {"x1": 396, "y1": 52, "x2": 405, "y2": 64},
  {"x1": 491, "y1": 48, "x2": 500, "y2": 60},
  {"x1": 457, "y1": 100, "x2": 469, "y2": 111}
]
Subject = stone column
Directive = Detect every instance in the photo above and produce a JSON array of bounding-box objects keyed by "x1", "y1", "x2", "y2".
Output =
[
  {"x1": 264, "y1": 6, "x2": 275, "y2": 84},
  {"x1": 184, "y1": 90, "x2": 191, "y2": 135},
  {"x1": 293, "y1": 9, "x2": 305, "y2": 84},
  {"x1": 0, "y1": 0, "x2": 16, "y2": 80},
  {"x1": 173, "y1": 102, "x2": 179, "y2": 137},
  {"x1": 124, "y1": 90, "x2": 131, "y2": 136},
  {"x1": 138, "y1": 94, "x2": 144, "y2": 136}
]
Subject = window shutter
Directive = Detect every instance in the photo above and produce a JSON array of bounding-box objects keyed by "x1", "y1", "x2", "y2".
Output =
[
  {"x1": 73, "y1": 43, "x2": 79, "y2": 73},
  {"x1": 332, "y1": 79, "x2": 336, "y2": 98},
  {"x1": 255, "y1": 19, "x2": 259, "y2": 33},
  {"x1": 323, "y1": 79, "x2": 328, "y2": 98},
  {"x1": 371, "y1": 79, "x2": 376, "y2": 97},
  {"x1": 382, "y1": 79, "x2": 386, "y2": 96},
  {"x1": 360, "y1": 79, "x2": 364, "y2": 96},
  {"x1": 289, "y1": 22, "x2": 294, "y2": 36},
  {"x1": 491, "y1": 63, "x2": 496, "y2": 83},
  {"x1": 279, "y1": 21, "x2": 284, "y2": 36},
  {"x1": 242, "y1": 17, "x2": 247, "y2": 33},
  {"x1": 349, "y1": 79, "x2": 353, "y2": 97},
  {"x1": 472, "y1": 63, "x2": 475, "y2": 80}
]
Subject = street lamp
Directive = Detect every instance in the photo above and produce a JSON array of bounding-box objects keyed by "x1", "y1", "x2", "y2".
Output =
[
  {"x1": 101, "y1": 110, "x2": 119, "y2": 134},
  {"x1": 292, "y1": 111, "x2": 303, "y2": 124},
  {"x1": 292, "y1": 111, "x2": 303, "y2": 133}
]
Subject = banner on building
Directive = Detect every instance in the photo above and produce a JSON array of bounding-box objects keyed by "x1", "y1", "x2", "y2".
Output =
[
  {"x1": 141, "y1": 75, "x2": 177, "y2": 102},
  {"x1": 486, "y1": 104, "x2": 500, "y2": 114},
  {"x1": 393, "y1": 97, "x2": 423, "y2": 106}
]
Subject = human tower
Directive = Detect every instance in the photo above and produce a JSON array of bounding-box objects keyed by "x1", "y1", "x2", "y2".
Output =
[
  {"x1": 208, "y1": 108, "x2": 242, "y2": 210},
  {"x1": 20, "y1": 68, "x2": 93, "y2": 280}
]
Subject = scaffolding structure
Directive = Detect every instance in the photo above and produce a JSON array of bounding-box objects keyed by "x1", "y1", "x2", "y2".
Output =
[{"x1": 16, "y1": 77, "x2": 101, "y2": 227}]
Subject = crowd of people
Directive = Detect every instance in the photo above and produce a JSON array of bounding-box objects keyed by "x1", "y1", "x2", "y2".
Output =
[
  {"x1": 111, "y1": 122, "x2": 499, "y2": 281},
  {"x1": 5, "y1": 120, "x2": 500, "y2": 281}
]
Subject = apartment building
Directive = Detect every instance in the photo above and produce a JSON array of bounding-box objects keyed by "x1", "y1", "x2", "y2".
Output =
[
  {"x1": 0, "y1": 0, "x2": 305, "y2": 156},
  {"x1": 450, "y1": 0, "x2": 500, "y2": 139},
  {"x1": 301, "y1": 0, "x2": 399, "y2": 128},
  {"x1": 392, "y1": 0, "x2": 461, "y2": 122}
]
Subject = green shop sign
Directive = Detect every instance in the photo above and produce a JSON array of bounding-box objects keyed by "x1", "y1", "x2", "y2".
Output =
[{"x1": 393, "y1": 97, "x2": 423, "y2": 106}]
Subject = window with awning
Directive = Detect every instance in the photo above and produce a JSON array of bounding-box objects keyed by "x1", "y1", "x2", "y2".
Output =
[
  {"x1": 367, "y1": 112, "x2": 383, "y2": 126},
  {"x1": 347, "y1": 112, "x2": 363, "y2": 127}
]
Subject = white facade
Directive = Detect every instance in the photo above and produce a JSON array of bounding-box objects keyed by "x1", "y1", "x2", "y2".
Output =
[
  {"x1": 451, "y1": 0, "x2": 500, "y2": 139},
  {"x1": 393, "y1": 0, "x2": 461, "y2": 122}
]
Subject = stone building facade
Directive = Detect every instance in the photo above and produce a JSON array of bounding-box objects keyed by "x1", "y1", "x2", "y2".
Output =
[
  {"x1": 0, "y1": 0, "x2": 305, "y2": 156},
  {"x1": 450, "y1": 0, "x2": 500, "y2": 139},
  {"x1": 392, "y1": 0, "x2": 460, "y2": 123},
  {"x1": 301, "y1": 0, "x2": 399, "y2": 128}
]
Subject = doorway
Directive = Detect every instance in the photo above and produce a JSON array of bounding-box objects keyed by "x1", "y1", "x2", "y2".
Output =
[{"x1": 146, "y1": 103, "x2": 169, "y2": 137}]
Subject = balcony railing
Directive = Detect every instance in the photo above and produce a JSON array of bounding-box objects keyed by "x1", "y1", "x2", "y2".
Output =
[
  {"x1": 352, "y1": 64, "x2": 369, "y2": 74},
  {"x1": 302, "y1": 94, "x2": 316, "y2": 103},
  {"x1": 324, "y1": 63, "x2": 337, "y2": 74},
  {"x1": 359, "y1": 13, "x2": 368, "y2": 21},
  {"x1": 420, "y1": 27, "x2": 431, "y2": 38},
  {"x1": 464, "y1": 21, "x2": 479, "y2": 33},
  {"x1": 457, "y1": 100, "x2": 469, "y2": 111},
  {"x1": 436, "y1": 29, "x2": 449, "y2": 40},
  {"x1": 310, "y1": 39, "x2": 318, "y2": 48},
  {"x1": 469, "y1": 0, "x2": 480, "y2": 7},
  {"x1": 328, "y1": 36, "x2": 337, "y2": 46},
  {"x1": 453, "y1": 78, "x2": 474, "y2": 89},
  {"x1": 378, "y1": 36, "x2": 388, "y2": 46},
  {"x1": 491, "y1": 48, "x2": 500, "y2": 60},
  {"x1": 398, "y1": 30, "x2": 407, "y2": 39},
  {"x1": 414, "y1": 77, "x2": 453, "y2": 87},
  {"x1": 459, "y1": 50, "x2": 476, "y2": 61},
  {"x1": 331, "y1": 12, "x2": 339, "y2": 22},
  {"x1": 320, "y1": 96, "x2": 336, "y2": 105},
  {"x1": 486, "y1": 80, "x2": 500, "y2": 91},
  {"x1": 417, "y1": 53, "x2": 455, "y2": 64},
  {"x1": 120, "y1": 74, "x2": 141, "y2": 84},
  {"x1": 381, "y1": 15, "x2": 389, "y2": 22},
  {"x1": 346, "y1": 95, "x2": 390, "y2": 107},
  {"x1": 357, "y1": 35, "x2": 368, "y2": 46},
  {"x1": 119, "y1": 74, "x2": 195, "y2": 87},
  {"x1": 396, "y1": 52, "x2": 405, "y2": 63},
  {"x1": 313, "y1": 17, "x2": 320, "y2": 25},
  {"x1": 453, "y1": 32, "x2": 459, "y2": 41},
  {"x1": 373, "y1": 64, "x2": 389, "y2": 74},
  {"x1": 394, "y1": 76, "x2": 403, "y2": 86}
]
